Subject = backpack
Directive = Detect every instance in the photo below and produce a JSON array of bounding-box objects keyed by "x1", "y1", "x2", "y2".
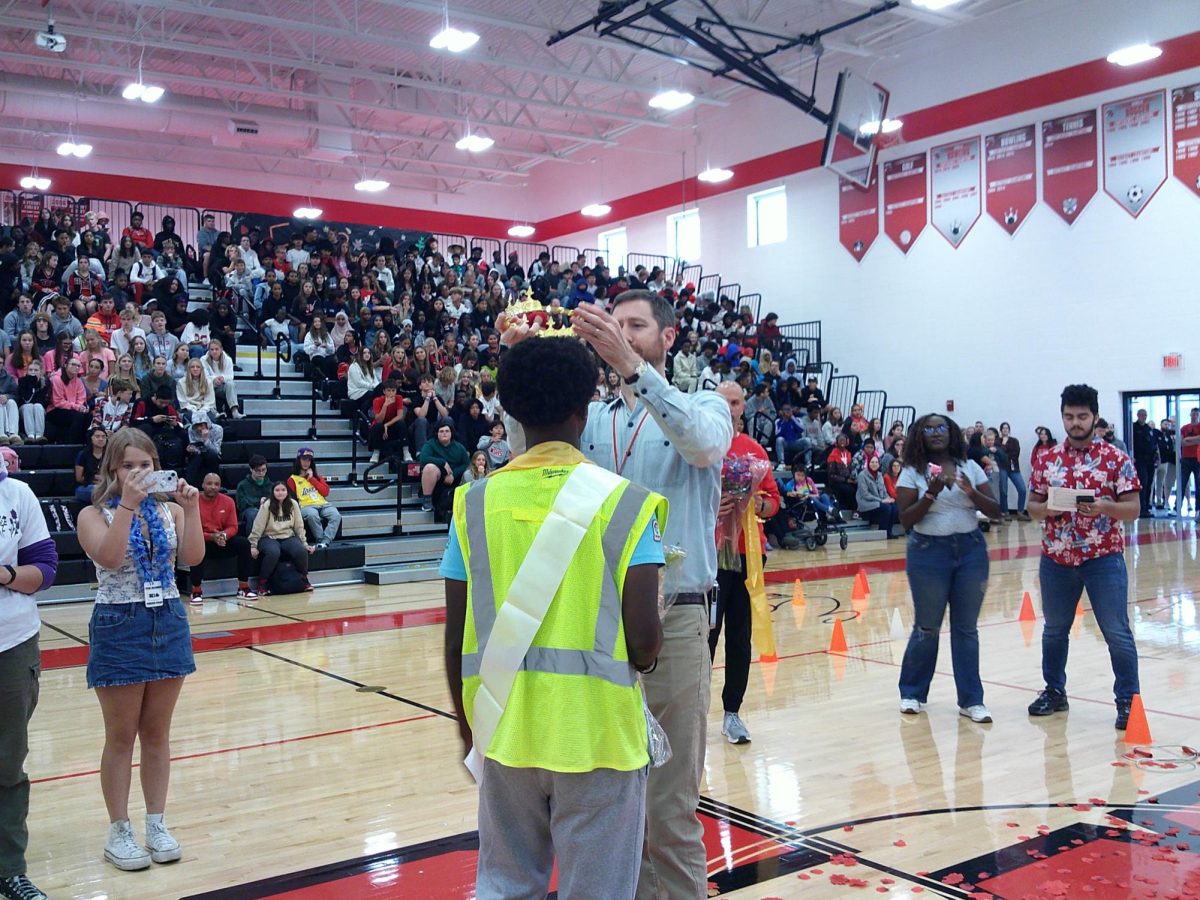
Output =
[{"x1": 269, "y1": 560, "x2": 308, "y2": 595}]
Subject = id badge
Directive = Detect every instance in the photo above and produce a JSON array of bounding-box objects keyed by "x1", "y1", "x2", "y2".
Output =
[{"x1": 144, "y1": 581, "x2": 164, "y2": 608}]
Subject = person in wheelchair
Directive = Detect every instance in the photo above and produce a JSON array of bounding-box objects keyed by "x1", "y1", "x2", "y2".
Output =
[{"x1": 768, "y1": 456, "x2": 842, "y2": 551}]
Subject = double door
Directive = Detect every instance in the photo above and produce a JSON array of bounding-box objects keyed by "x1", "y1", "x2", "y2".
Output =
[{"x1": 1122, "y1": 391, "x2": 1199, "y2": 518}]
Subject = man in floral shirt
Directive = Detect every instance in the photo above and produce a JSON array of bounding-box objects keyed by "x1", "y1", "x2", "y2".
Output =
[{"x1": 1026, "y1": 384, "x2": 1142, "y2": 730}]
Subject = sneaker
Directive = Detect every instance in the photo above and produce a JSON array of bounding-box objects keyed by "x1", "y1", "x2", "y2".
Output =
[
  {"x1": 721, "y1": 712, "x2": 751, "y2": 744},
  {"x1": 403, "y1": 448, "x2": 414, "y2": 463},
  {"x1": 0, "y1": 875, "x2": 48, "y2": 900},
  {"x1": 302, "y1": 579, "x2": 314, "y2": 593},
  {"x1": 421, "y1": 495, "x2": 433, "y2": 512},
  {"x1": 189, "y1": 590, "x2": 203, "y2": 605},
  {"x1": 144, "y1": 818, "x2": 182, "y2": 864},
  {"x1": 1028, "y1": 688, "x2": 1069, "y2": 717},
  {"x1": 370, "y1": 451, "x2": 380, "y2": 464},
  {"x1": 1016, "y1": 510, "x2": 1032, "y2": 522},
  {"x1": 256, "y1": 579, "x2": 271, "y2": 597},
  {"x1": 237, "y1": 587, "x2": 259, "y2": 601},
  {"x1": 7, "y1": 435, "x2": 22, "y2": 447},
  {"x1": 104, "y1": 819, "x2": 151, "y2": 870},
  {"x1": 899, "y1": 698, "x2": 924, "y2": 715},
  {"x1": 1115, "y1": 698, "x2": 1132, "y2": 731},
  {"x1": 959, "y1": 704, "x2": 993, "y2": 723},
  {"x1": 231, "y1": 409, "x2": 245, "y2": 419}
]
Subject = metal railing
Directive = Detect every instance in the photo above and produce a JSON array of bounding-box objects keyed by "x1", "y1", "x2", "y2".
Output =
[
  {"x1": 551, "y1": 244, "x2": 580, "y2": 265},
  {"x1": 855, "y1": 389, "x2": 888, "y2": 423},
  {"x1": 503, "y1": 239, "x2": 550, "y2": 272},
  {"x1": 828, "y1": 374, "x2": 859, "y2": 416},
  {"x1": 360, "y1": 455, "x2": 407, "y2": 535},
  {"x1": 628, "y1": 252, "x2": 669, "y2": 278},
  {"x1": 268, "y1": 331, "x2": 292, "y2": 399},
  {"x1": 676, "y1": 262, "x2": 702, "y2": 287},
  {"x1": 881, "y1": 405, "x2": 917, "y2": 432},
  {"x1": 696, "y1": 272, "x2": 720, "y2": 298},
  {"x1": 778, "y1": 321, "x2": 822, "y2": 364},
  {"x1": 739, "y1": 292, "x2": 763, "y2": 324}
]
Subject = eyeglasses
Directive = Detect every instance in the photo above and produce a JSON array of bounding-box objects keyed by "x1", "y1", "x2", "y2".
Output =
[{"x1": 922, "y1": 424, "x2": 949, "y2": 435}]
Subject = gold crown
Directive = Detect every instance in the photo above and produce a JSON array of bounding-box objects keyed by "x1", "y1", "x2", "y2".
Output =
[{"x1": 504, "y1": 286, "x2": 578, "y2": 338}]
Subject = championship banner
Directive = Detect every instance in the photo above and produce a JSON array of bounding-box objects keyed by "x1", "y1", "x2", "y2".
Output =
[
  {"x1": 930, "y1": 137, "x2": 981, "y2": 247},
  {"x1": 1171, "y1": 83, "x2": 1200, "y2": 201},
  {"x1": 984, "y1": 124, "x2": 1036, "y2": 236},
  {"x1": 882, "y1": 153, "x2": 927, "y2": 254},
  {"x1": 1041, "y1": 110, "x2": 1098, "y2": 225},
  {"x1": 838, "y1": 175, "x2": 878, "y2": 262},
  {"x1": 1101, "y1": 90, "x2": 1167, "y2": 217}
]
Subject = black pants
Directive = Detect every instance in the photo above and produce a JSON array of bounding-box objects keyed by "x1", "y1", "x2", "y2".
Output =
[
  {"x1": 708, "y1": 557, "x2": 755, "y2": 715},
  {"x1": 865, "y1": 502, "x2": 900, "y2": 536},
  {"x1": 368, "y1": 422, "x2": 406, "y2": 455},
  {"x1": 186, "y1": 448, "x2": 221, "y2": 486},
  {"x1": 190, "y1": 535, "x2": 252, "y2": 586},
  {"x1": 829, "y1": 480, "x2": 856, "y2": 511},
  {"x1": 0, "y1": 635, "x2": 38, "y2": 878},
  {"x1": 46, "y1": 408, "x2": 89, "y2": 444},
  {"x1": 1134, "y1": 458, "x2": 1156, "y2": 515},
  {"x1": 1182, "y1": 458, "x2": 1200, "y2": 513}
]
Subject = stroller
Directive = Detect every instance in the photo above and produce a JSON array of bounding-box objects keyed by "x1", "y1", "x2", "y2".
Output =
[{"x1": 776, "y1": 488, "x2": 849, "y2": 552}]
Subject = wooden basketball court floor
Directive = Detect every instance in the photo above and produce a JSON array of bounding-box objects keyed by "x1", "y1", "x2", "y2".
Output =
[{"x1": 24, "y1": 517, "x2": 1200, "y2": 899}]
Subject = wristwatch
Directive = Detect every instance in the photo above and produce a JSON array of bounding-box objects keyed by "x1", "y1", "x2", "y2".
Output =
[{"x1": 623, "y1": 359, "x2": 649, "y2": 385}]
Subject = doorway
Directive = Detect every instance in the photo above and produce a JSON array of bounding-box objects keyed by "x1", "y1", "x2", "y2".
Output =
[{"x1": 1123, "y1": 390, "x2": 1200, "y2": 519}]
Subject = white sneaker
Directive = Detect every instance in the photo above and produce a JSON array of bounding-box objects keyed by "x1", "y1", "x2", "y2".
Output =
[
  {"x1": 145, "y1": 817, "x2": 181, "y2": 863},
  {"x1": 370, "y1": 450, "x2": 380, "y2": 464},
  {"x1": 899, "y1": 698, "x2": 924, "y2": 715},
  {"x1": 104, "y1": 820, "x2": 151, "y2": 870},
  {"x1": 403, "y1": 449, "x2": 413, "y2": 463},
  {"x1": 959, "y1": 704, "x2": 993, "y2": 723},
  {"x1": 721, "y1": 711, "x2": 751, "y2": 744}
]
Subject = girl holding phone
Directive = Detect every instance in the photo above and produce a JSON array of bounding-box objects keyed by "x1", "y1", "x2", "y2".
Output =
[{"x1": 77, "y1": 429, "x2": 203, "y2": 872}]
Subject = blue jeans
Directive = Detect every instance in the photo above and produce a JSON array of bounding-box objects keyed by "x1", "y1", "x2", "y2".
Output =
[
  {"x1": 1038, "y1": 553, "x2": 1139, "y2": 701},
  {"x1": 776, "y1": 436, "x2": 811, "y2": 466},
  {"x1": 999, "y1": 469, "x2": 1027, "y2": 513},
  {"x1": 898, "y1": 529, "x2": 989, "y2": 707}
]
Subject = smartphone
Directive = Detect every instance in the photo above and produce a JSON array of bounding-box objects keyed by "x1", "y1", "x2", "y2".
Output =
[
  {"x1": 147, "y1": 470, "x2": 179, "y2": 494},
  {"x1": 928, "y1": 464, "x2": 943, "y2": 478},
  {"x1": 1075, "y1": 493, "x2": 1095, "y2": 505}
]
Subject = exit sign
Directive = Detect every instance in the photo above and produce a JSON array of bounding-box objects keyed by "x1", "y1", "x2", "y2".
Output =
[{"x1": 1163, "y1": 353, "x2": 1184, "y2": 370}]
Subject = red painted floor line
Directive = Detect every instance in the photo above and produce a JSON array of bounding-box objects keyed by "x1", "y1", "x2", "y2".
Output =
[
  {"x1": 31, "y1": 713, "x2": 438, "y2": 784},
  {"x1": 41, "y1": 605, "x2": 448, "y2": 671}
]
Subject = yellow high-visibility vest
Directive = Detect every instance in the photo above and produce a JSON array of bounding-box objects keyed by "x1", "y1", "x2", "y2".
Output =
[{"x1": 454, "y1": 443, "x2": 666, "y2": 773}]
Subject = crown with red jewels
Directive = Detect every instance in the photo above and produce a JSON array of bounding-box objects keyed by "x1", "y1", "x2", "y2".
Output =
[{"x1": 504, "y1": 286, "x2": 577, "y2": 338}]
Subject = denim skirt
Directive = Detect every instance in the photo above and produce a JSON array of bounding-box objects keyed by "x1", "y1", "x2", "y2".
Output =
[{"x1": 86, "y1": 599, "x2": 197, "y2": 689}]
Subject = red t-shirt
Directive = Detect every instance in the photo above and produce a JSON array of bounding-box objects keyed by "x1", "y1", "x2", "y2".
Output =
[
  {"x1": 1181, "y1": 423, "x2": 1200, "y2": 461},
  {"x1": 372, "y1": 395, "x2": 404, "y2": 424},
  {"x1": 1028, "y1": 438, "x2": 1140, "y2": 566},
  {"x1": 123, "y1": 226, "x2": 153, "y2": 249},
  {"x1": 719, "y1": 432, "x2": 781, "y2": 554}
]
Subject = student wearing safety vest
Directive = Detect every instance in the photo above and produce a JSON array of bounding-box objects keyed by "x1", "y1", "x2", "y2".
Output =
[{"x1": 442, "y1": 336, "x2": 667, "y2": 899}]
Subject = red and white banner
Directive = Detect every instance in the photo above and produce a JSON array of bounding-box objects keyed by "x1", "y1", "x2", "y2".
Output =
[
  {"x1": 984, "y1": 124, "x2": 1037, "y2": 236},
  {"x1": 1171, "y1": 83, "x2": 1200, "y2": 201},
  {"x1": 1041, "y1": 110, "x2": 1098, "y2": 226},
  {"x1": 930, "y1": 137, "x2": 981, "y2": 247},
  {"x1": 882, "y1": 153, "x2": 927, "y2": 254},
  {"x1": 1101, "y1": 90, "x2": 1167, "y2": 217},
  {"x1": 838, "y1": 175, "x2": 878, "y2": 262}
]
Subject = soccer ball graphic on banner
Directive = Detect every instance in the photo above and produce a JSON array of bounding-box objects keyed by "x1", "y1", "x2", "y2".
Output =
[
  {"x1": 1062, "y1": 197, "x2": 1078, "y2": 217},
  {"x1": 1126, "y1": 184, "x2": 1144, "y2": 206}
]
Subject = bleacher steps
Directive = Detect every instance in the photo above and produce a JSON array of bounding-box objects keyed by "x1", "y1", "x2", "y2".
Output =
[{"x1": 363, "y1": 563, "x2": 442, "y2": 585}]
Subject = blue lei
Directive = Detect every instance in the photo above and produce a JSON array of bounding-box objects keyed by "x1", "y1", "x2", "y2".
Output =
[{"x1": 109, "y1": 496, "x2": 175, "y2": 586}]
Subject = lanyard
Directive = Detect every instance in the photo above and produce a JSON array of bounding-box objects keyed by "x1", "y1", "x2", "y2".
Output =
[{"x1": 612, "y1": 406, "x2": 652, "y2": 477}]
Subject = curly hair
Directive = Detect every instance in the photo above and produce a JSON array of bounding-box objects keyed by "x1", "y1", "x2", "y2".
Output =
[
  {"x1": 1060, "y1": 383, "x2": 1099, "y2": 415},
  {"x1": 498, "y1": 337, "x2": 595, "y2": 428},
  {"x1": 901, "y1": 413, "x2": 967, "y2": 472}
]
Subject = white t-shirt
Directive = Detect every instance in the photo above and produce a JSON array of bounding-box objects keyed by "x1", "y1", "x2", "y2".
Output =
[
  {"x1": 0, "y1": 477, "x2": 53, "y2": 652},
  {"x1": 896, "y1": 459, "x2": 989, "y2": 536}
]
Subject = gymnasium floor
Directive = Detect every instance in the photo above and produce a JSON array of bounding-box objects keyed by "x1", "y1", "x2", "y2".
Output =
[{"x1": 26, "y1": 517, "x2": 1200, "y2": 899}]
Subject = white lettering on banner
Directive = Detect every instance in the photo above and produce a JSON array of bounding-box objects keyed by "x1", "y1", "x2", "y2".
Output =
[
  {"x1": 1046, "y1": 161, "x2": 1096, "y2": 176},
  {"x1": 840, "y1": 209, "x2": 877, "y2": 224},
  {"x1": 987, "y1": 173, "x2": 1034, "y2": 190},
  {"x1": 1045, "y1": 126, "x2": 1095, "y2": 144},
  {"x1": 886, "y1": 166, "x2": 925, "y2": 182},
  {"x1": 886, "y1": 197, "x2": 925, "y2": 211}
]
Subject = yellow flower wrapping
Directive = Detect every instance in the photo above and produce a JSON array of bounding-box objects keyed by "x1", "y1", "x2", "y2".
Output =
[{"x1": 741, "y1": 499, "x2": 777, "y2": 661}]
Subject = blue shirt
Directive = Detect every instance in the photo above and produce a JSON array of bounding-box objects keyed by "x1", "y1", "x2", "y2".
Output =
[{"x1": 440, "y1": 513, "x2": 663, "y2": 581}]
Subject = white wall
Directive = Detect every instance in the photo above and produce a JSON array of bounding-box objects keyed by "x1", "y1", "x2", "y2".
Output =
[{"x1": 551, "y1": 66, "x2": 1200, "y2": 464}]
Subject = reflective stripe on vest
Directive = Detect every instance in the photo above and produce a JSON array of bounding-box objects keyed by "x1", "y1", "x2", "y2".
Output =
[{"x1": 461, "y1": 474, "x2": 652, "y2": 689}]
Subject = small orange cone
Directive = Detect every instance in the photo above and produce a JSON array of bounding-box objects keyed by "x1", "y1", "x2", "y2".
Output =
[
  {"x1": 1018, "y1": 591, "x2": 1037, "y2": 622},
  {"x1": 853, "y1": 568, "x2": 871, "y2": 597},
  {"x1": 1075, "y1": 600, "x2": 1085, "y2": 618},
  {"x1": 829, "y1": 618, "x2": 848, "y2": 653},
  {"x1": 793, "y1": 579, "x2": 806, "y2": 606},
  {"x1": 1020, "y1": 618, "x2": 1036, "y2": 648},
  {"x1": 1123, "y1": 694, "x2": 1153, "y2": 745}
]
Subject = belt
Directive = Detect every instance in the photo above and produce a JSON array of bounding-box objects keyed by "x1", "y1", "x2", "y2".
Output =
[{"x1": 673, "y1": 592, "x2": 708, "y2": 606}]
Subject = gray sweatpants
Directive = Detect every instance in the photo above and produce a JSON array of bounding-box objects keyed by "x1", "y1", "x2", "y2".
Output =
[
  {"x1": 0, "y1": 635, "x2": 39, "y2": 878},
  {"x1": 476, "y1": 758, "x2": 648, "y2": 900}
]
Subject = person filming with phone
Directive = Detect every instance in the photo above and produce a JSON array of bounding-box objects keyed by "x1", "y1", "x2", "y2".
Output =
[{"x1": 1025, "y1": 384, "x2": 1142, "y2": 731}]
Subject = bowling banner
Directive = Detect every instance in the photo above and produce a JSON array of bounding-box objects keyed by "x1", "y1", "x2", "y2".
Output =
[
  {"x1": 882, "y1": 153, "x2": 927, "y2": 254},
  {"x1": 984, "y1": 124, "x2": 1037, "y2": 236},
  {"x1": 930, "y1": 137, "x2": 981, "y2": 247},
  {"x1": 1041, "y1": 110, "x2": 1097, "y2": 225},
  {"x1": 1101, "y1": 90, "x2": 1167, "y2": 218},
  {"x1": 1171, "y1": 83, "x2": 1200, "y2": 201},
  {"x1": 838, "y1": 175, "x2": 878, "y2": 262}
]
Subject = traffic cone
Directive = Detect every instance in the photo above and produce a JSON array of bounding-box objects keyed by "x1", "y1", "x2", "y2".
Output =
[
  {"x1": 889, "y1": 608, "x2": 906, "y2": 641},
  {"x1": 829, "y1": 618, "x2": 848, "y2": 653},
  {"x1": 852, "y1": 569, "x2": 871, "y2": 599},
  {"x1": 1018, "y1": 591, "x2": 1037, "y2": 622},
  {"x1": 1075, "y1": 600, "x2": 1085, "y2": 618},
  {"x1": 793, "y1": 579, "x2": 806, "y2": 606},
  {"x1": 1123, "y1": 694, "x2": 1153, "y2": 745}
]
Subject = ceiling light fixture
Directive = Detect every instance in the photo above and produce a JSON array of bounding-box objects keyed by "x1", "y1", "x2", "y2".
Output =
[
  {"x1": 1106, "y1": 43, "x2": 1162, "y2": 66},
  {"x1": 293, "y1": 206, "x2": 323, "y2": 219},
  {"x1": 430, "y1": 26, "x2": 479, "y2": 52},
  {"x1": 911, "y1": 0, "x2": 964, "y2": 9},
  {"x1": 121, "y1": 81, "x2": 165, "y2": 103},
  {"x1": 354, "y1": 179, "x2": 390, "y2": 192},
  {"x1": 697, "y1": 167, "x2": 734, "y2": 184},
  {"x1": 858, "y1": 118, "x2": 903, "y2": 136},
  {"x1": 19, "y1": 174, "x2": 51, "y2": 190},
  {"x1": 56, "y1": 140, "x2": 93, "y2": 158},
  {"x1": 507, "y1": 224, "x2": 535, "y2": 238},
  {"x1": 649, "y1": 89, "x2": 695, "y2": 111},
  {"x1": 581, "y1": 203, "x2": 612, "y2": 217},
  {"x1": 455, "y1": 133, "x2": 494, "y2": 153}
]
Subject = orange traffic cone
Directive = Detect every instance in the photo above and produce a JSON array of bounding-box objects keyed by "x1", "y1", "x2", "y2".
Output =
[
  {"x1": 1018, "y1": 591, "x2": 1037, "y2": 622},
  {"x1": 1123, "y1": 694, "x2": 1153, "y2": 745},
  {"x1": 851, "y1": 570, "x2": 870, "y2": 601},
  {"x1": 793, "y1": 579, "x2": 806, "y2": 606},
  {"x1": 1075, "y1": 600, "x2": 1085, "y2": 618},
  {"x1": 829, "y1": 618, "x2": 848, "y2": 653}
]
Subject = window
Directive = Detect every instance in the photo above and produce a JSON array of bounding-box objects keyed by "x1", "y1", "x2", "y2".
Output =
[
  {"x1": 747, "y1": 185, "x2": 787, "y2": 247},
  {"x1": 667, "y1": 209, "x2": 700, "y2": 263},
  {"x1": 598, "y1": 227, "x2": 627, "y2": 271}
]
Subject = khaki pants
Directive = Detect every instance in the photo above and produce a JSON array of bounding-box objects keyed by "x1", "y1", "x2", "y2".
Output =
[{"x1": 636, "y1": 604, "x2": 711, "y2": 900}]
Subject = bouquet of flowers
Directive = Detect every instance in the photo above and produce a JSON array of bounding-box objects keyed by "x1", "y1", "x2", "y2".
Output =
[{"x1": 716, "y1": 454, "x2": 773, "y2": 571}]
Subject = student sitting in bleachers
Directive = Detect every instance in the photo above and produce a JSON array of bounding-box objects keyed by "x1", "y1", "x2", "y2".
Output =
[
  {"x1": 235, "y1": 455, "x2": 272, "y2": 536},
  {"x1": 47, "y1": 357, "x2": 90, "y2": 444},
  {"x1": 92, "y1": 377, "x2": 136, "y2": 433},
  {"x1": 185, "y1": 412, "x2": 222, "y2": 486},
  {"x1": 16, "y1": 359, "x2": 48, "y2": 443},
  {"x1": 74, "y1": 426, "x2": 107, "y2": 501},
  {"x1": 190, "y1": 472, "x2": 256, "y2": 603}
]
